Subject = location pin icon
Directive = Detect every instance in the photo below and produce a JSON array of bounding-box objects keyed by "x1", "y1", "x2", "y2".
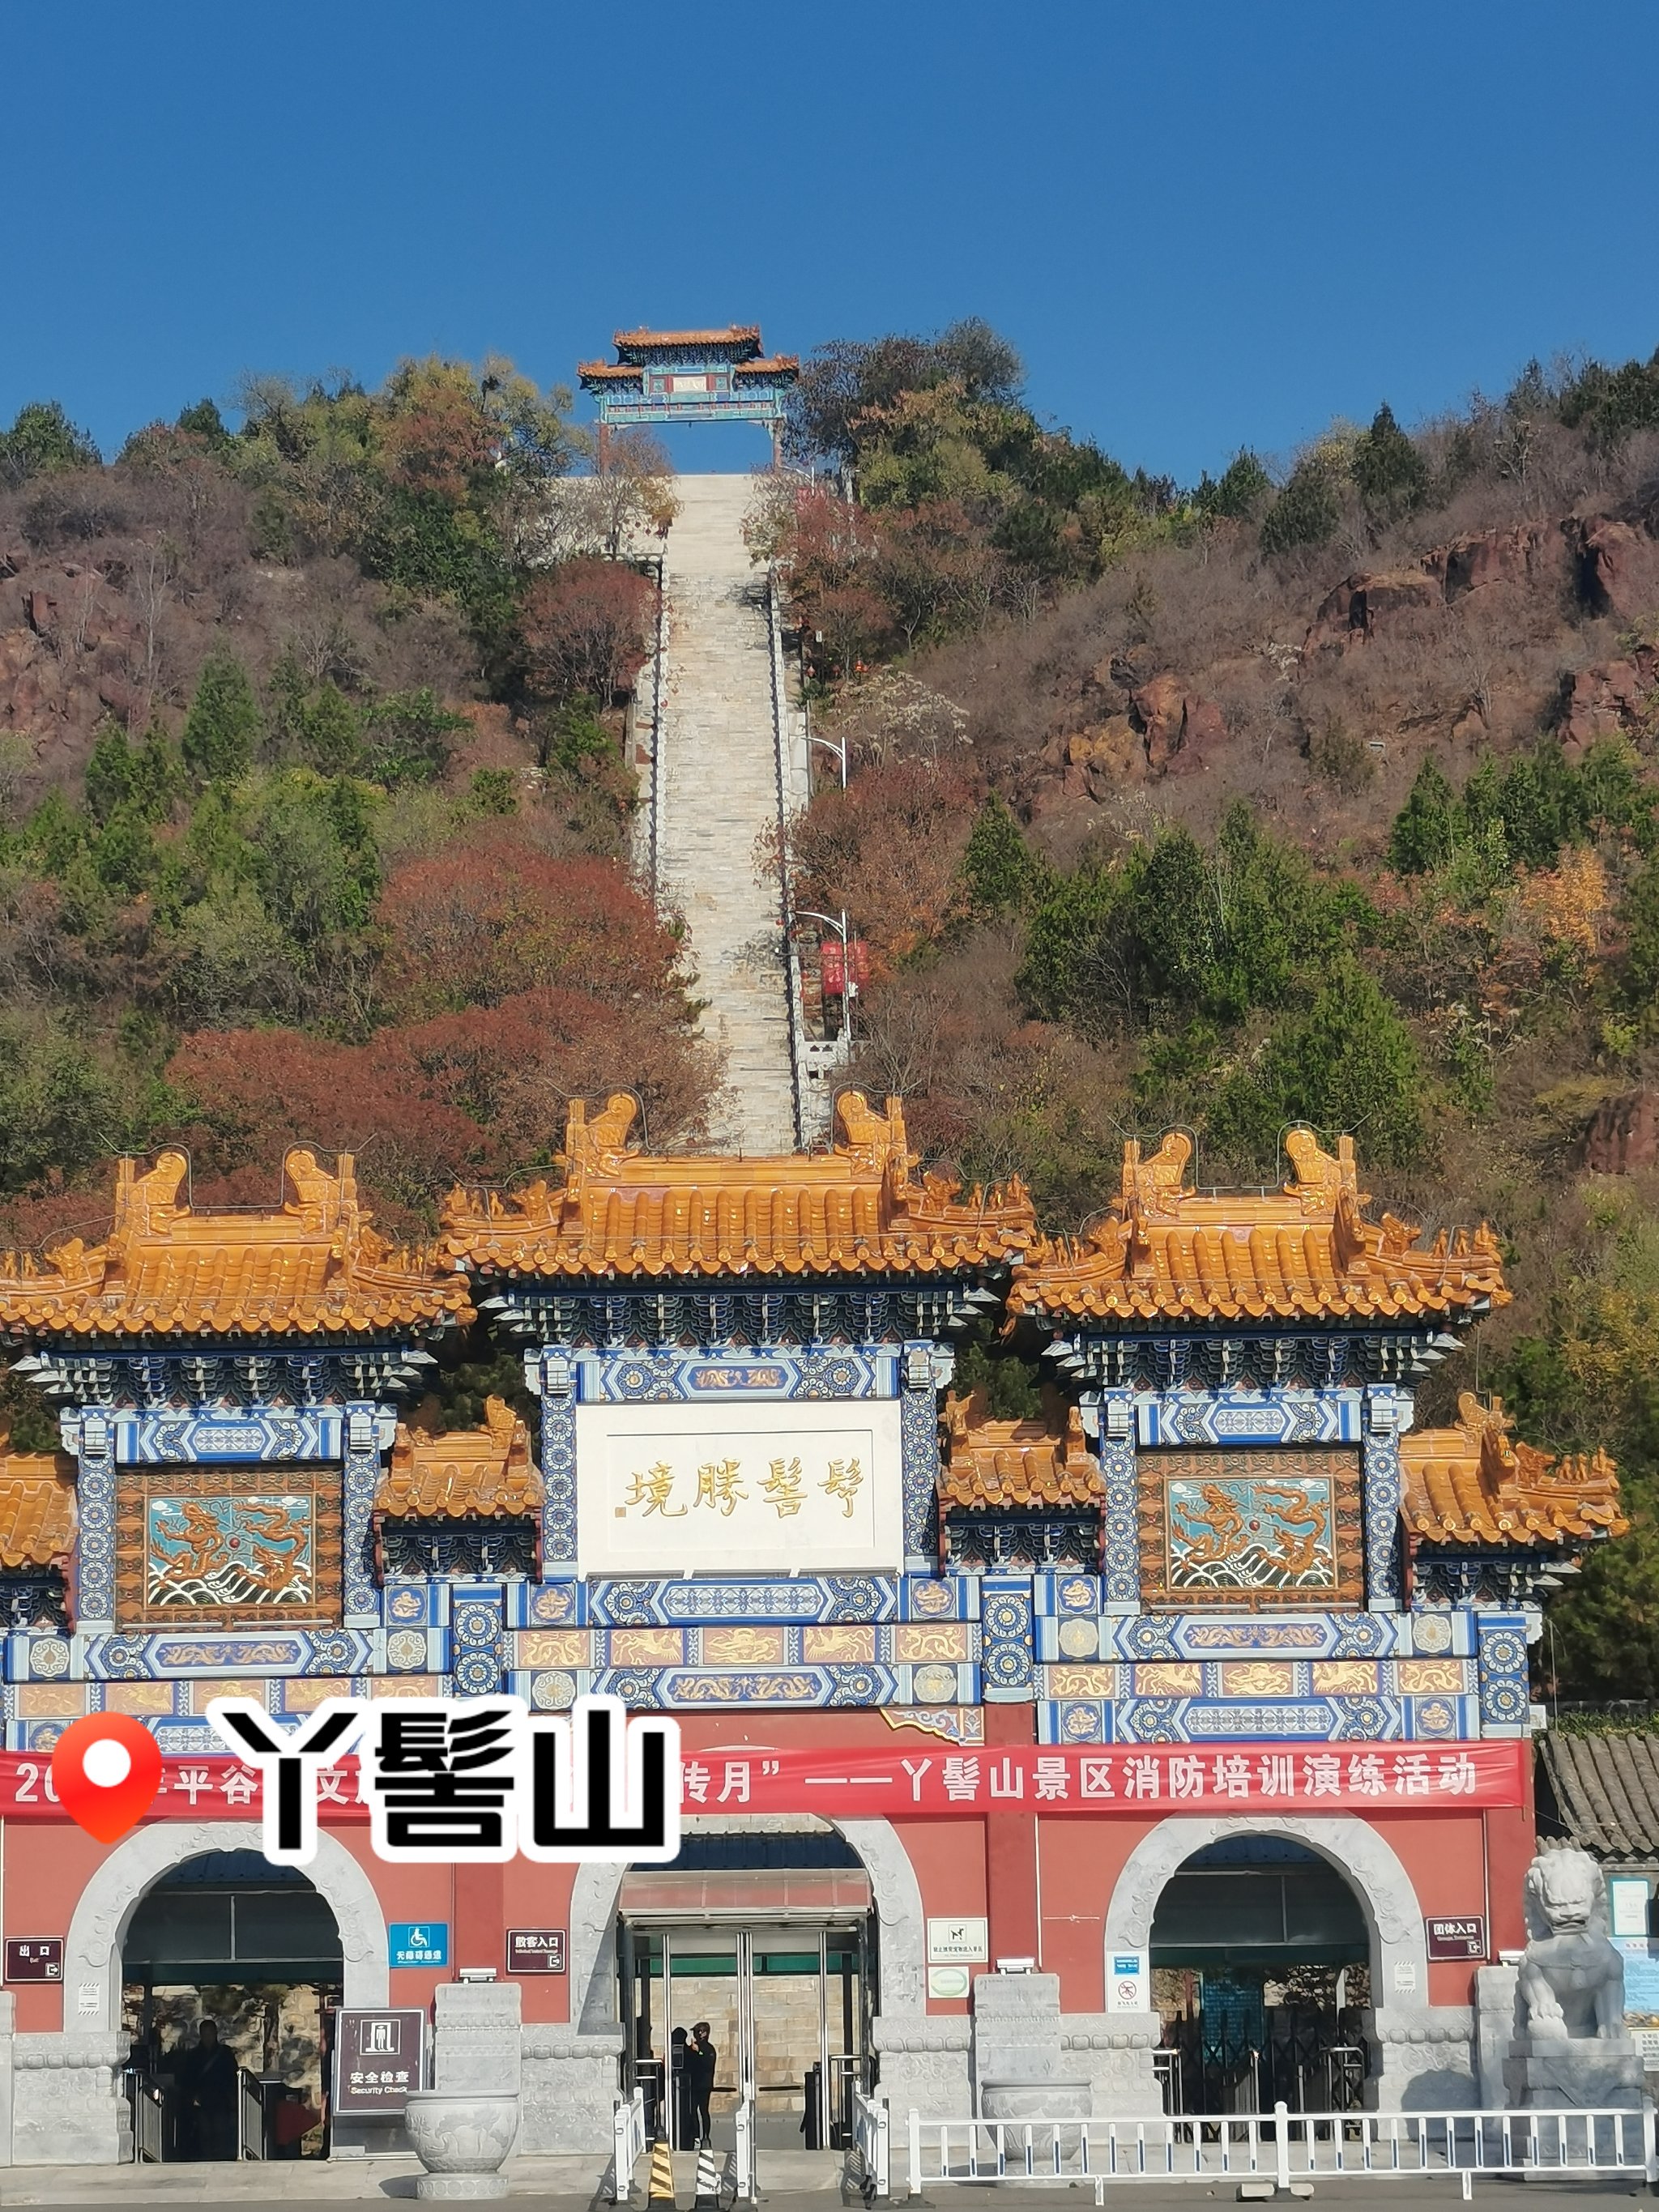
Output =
[{"x1": 51, "y1": 1713, "x2": 163, "y2": 1843}]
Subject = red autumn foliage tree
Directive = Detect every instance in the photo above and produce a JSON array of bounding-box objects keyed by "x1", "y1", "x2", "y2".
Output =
[
  {"x1": 166, "y1": 982, "x2": 713, "y2": 1222},
  {"x1": 374, "y1": 826, "x2": 686, "y2": 1019},
  {"x1": 519, "y1": 557, "x2": 657, "y2": 701},
  {"x1": 778, "y1": 761, "x2": 978, "y2": 978}
]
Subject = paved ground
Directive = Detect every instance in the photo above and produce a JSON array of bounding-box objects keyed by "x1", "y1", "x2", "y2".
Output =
[
  {"x1": 3, "y1": 2154, "x2": 1646, "y2": 2206},
  {"x1": 655, "y1": 475, "x2": 798, "y2": 1155}
]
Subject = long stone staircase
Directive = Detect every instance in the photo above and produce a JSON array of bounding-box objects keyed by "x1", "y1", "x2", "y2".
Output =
[{"x1": 655, "y1": 475, "x2": 802, "y2": 1153}]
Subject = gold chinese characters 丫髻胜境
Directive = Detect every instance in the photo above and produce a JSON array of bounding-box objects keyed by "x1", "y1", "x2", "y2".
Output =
[{"x1": 616, "y1": 1451, "x2": 865, "y2": 1520}]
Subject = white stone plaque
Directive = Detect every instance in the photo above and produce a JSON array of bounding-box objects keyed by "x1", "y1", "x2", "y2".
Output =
[{"x1": 575, "y1": 1399, "x2": 903, "y2": 1575}]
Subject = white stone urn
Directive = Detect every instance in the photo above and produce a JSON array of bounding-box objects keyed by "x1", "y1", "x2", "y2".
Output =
[{"x1": 404, "y1": 2091, "x2": 521, "y2": 2200}]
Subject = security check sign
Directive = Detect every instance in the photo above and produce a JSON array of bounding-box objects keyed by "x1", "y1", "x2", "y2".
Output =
[{"x1": 205, "y1": 1695, "x2": 680, "y2": 1871}]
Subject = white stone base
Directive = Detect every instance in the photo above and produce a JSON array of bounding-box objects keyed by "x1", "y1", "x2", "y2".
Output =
[{"x1": 521, "y1": 2028, "x2": 625, "y2": 2154}]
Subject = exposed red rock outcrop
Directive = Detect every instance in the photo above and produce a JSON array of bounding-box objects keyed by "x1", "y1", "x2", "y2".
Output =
[{"x1": 1583, "y1": 1090, "x2": 1659, "y2": 1175}]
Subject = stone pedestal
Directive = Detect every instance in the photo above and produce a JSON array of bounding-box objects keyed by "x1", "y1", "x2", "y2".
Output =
[
  {"x1": 521, "y1": 2028, "x2": 628, "y2": 2154},
  {"x1": 1473, "y1": 1966, "x2": 1518, "y2": 2112},
  {"x1": 1507, "y1": 2038, "x2": 1645, "y2": 2111},
  {"x1": 970, "y1": 1972, "x2": 1090, "y2": 2120},
  {"x1": 1362, "y1": 2005, "x2": 1478, "y2": 2111},
  {"x1": 1060, "y1": 2014, "x2": 1162, "y2": 2116},
  {"x1": 871, "y1": 2014, "x2": 971, "y2": 2117},
  {"x1": 11, "y1": 2031, "x2": 128, "y2": 2164}
]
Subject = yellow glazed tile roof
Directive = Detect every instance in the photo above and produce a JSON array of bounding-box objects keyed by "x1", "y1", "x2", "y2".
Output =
[
  {"x1": 1008, "y1": 1129, "x2": 1510, "y2": 1324},
  {"x1": 441, "y1": 1092, "x2": 1035, "y2": 1281},
  {"x1": 0, "y1": 1427, "x2": 76, "y2": 1569},
  {"x1": 0, "y1": 1151, "x2": 472, "y2": 1340},
  {"x1": 375, "y1": 1397, "x2": 544, "y2": 1519},
  {"x1": 938, "y1": 1389, "x2": 1106, "y2": 1511},
  {"x1": 1402, "y1": 1392, "x2": 1625, "y2": 1547}
]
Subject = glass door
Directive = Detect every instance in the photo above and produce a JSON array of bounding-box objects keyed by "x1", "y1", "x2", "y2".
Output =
[{"x1": 620, "y1": 1919, "x2": 871, "y2": 2153}]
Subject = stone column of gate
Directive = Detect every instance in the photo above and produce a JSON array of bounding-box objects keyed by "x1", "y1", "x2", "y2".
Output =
[{"x1": 655, "y1": 474, "x2": 800, "y2": 1153}]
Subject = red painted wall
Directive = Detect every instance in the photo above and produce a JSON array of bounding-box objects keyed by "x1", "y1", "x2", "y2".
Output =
[{"x1": 0, "y1": 1703, "x2": 1533, "y2": 2032}]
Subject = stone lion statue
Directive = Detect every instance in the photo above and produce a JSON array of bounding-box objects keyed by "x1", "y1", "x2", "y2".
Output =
[{"x1": 1518, "y1": 1848, "x2": 1627, "y2": 2043}]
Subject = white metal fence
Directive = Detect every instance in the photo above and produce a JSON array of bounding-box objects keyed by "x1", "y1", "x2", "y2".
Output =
[
  {"x1": 847, "y1": 2083, "x2": 891, "y2": 2201},
  {"x1": 731, "y1": 2091, "x2": 757, "y2": 2203},
  {"x1": 902, "y1": 2103, "x2": 1656, "y2": 2199},
  {"x1": 608, "y1": 2085, "x2": 648, "y2": 2203}
]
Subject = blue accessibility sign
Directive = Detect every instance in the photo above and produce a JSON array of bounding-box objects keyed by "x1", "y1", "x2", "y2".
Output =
[{"x1": 390, "y1": 1921, "x2": 450, "y2": 1968}]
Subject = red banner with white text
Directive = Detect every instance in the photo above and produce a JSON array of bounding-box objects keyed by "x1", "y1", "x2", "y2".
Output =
[{"x1": 0, "y1": 1738, "x2": 1527, "y2": 1822}]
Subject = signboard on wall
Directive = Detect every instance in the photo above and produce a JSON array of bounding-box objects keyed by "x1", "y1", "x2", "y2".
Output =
[
  {"x1": 574, "y1": 1400, "x2": 904, "y2": 1575},
  {"x1": 506, "y1": 1928, "x2": 565, "y2": 1974},
  {"x1": 1107, "y1": 1949, "x2": 1149, "y2": 2012},
  {"x1": 928, "y1": 1917, "x2": 989, "y2": 1965},
  {"x1": 389, "y1": 1922, "x2": 449, "y2": 1968},
  {"x1": 3, "y1": 1939, "x2": 62, "y2": 1983},
  {"x1": 333, "y1": 2009, "x2": 425, "y2": 2115},
  {"x1": 1425, "y1": 1916, "x2": 1486, "y2": 1961}
]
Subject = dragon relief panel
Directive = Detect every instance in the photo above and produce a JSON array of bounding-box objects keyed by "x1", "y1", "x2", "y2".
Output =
[
  {"x1": 1137, "y1": 1448, "x2": 1363, "y2": 1611},
  {"x1": 116, "y1": 1463, "x2": 342, "y2": 1627}
]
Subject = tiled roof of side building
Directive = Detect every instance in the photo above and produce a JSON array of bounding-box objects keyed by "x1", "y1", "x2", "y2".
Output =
[
  {"x1": 938, "y1": 1389, "x2": 1105, "y2": 1511},
  {"x1": 0, "y1": 1150, "x2": 473, "y2": 1340},
  {"x1": 0, "y1": 1427, "x2": 75, "y2": 1569},
  {"x1": 576, "y1": 362, "x2": 646, "y2": 381},
  {"x1": 374, "y1": 1396, "x2": 544, "y2": 1519},
  {"x1": 1537, "y1": 1730, "x2": 1659, "y2": 1860},
  {"x1": 442, "y1": 1092, "x2": 1035, "y2": 1281},
  {"x1": 1007, "y1": 1129, "x2": 1510, "y2": 1324},
  {"x1": 1401, "y1": 1392, "x2": 1625, "y2": 1546}
]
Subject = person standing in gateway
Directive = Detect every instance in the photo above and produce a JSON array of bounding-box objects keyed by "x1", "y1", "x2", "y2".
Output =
[{"x1": 686, "y1": 2021, "x2": 717, "y2": 2147}]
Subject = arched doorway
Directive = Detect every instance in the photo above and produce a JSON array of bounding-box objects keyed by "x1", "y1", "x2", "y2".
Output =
[
  {"x1": 617, "y1": 1824, "x2": 873, "y2": 2153},
  {"x1": 121, "y1": 1848, "x2": 343, "y2": 2160},
  {"x1": 1150, "y1": 1836, "x2": 1369, "y2": 2114}
]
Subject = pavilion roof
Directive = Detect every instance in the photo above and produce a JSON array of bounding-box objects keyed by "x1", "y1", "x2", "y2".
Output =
[
  {"x1": 441, "y1": 1092, "x2": 1035, "y2": 1282},
  {"x1": 375, "y1": 1396, "x2": 544, "y2": 1520},
  {"x1": 1402, "y1": 1392, "x2": 1624, "y2": 1549},
  {"x1": 0, "y1": 1427, "x2": 75, "y2": 1571},
  {"x1": 1007, "y1": 1130, "x2": 1510, "y2": 1327},
  {"x1": 0, "y1": 1151, "x2": 472, "y2": 1340},
  {"x1": 613, "y1": 326, "x2": 763, "y2": 357},
  {"x1": 938, "y1": 1389, "x2": 1105, "y2": 1512}
]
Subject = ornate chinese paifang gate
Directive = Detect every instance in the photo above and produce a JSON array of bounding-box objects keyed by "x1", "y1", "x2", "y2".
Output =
[{"x1": 577, "y1": 327, "x2": 799, "y2": 465}]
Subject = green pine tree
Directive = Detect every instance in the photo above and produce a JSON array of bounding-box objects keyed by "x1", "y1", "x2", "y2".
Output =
[
  {"x1": 962, "y1": 793, "x2": 1043, "y2": 918},
  {"x1": 181, "y1": 652, "x2": 262, "y2": 784},
  {"x1": 1388, "y1": 757, "x2": 1464, "y2": 875}
]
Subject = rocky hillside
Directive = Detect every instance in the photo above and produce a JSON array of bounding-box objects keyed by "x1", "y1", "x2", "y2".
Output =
[{"x1": 771, "y1": 337, "x2": 1659, "y2": 1700}]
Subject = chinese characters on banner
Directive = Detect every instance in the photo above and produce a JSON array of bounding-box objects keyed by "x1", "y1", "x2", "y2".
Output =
[
  {"x1": 676, "y1": 1739, "x2": 1529, "y2": 1816},
  {"x1": 0, "y1": 1730, "x2": 1528, "y2": 1849}
]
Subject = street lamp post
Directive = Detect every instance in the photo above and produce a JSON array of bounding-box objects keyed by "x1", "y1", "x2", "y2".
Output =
[{"x1": 793, "y1": 906, "x2": 857, "y2": 1031}]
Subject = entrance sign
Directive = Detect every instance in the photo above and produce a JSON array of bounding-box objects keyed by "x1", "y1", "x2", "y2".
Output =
[
  {"x1": 390, "y1": 1922, "x2": 450, "y2": 1968},
  {"x1": 928, "y1": 1917, "x2": 988, "y2": 1965},
  {"x1": 506, "y1": 1929, "x2": 565, "y2": 1974},
  {"x1": 1425, "y1": 1916, "x2": 1486, "y2": 1961},
  {"x1": 574, "y1": 1400, "x2": 904, "y2": 1575},
  {"x1": 333, "y1": 2009, "x2": 424, "y2": 2116},
  {"x1": 3, "y1": 1939, "x2": 62, "y2": 1983}
]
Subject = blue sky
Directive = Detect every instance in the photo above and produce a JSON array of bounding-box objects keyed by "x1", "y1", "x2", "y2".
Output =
[{"x1": 6, "y1": 2, "x2": 1657, "y2": 484}]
